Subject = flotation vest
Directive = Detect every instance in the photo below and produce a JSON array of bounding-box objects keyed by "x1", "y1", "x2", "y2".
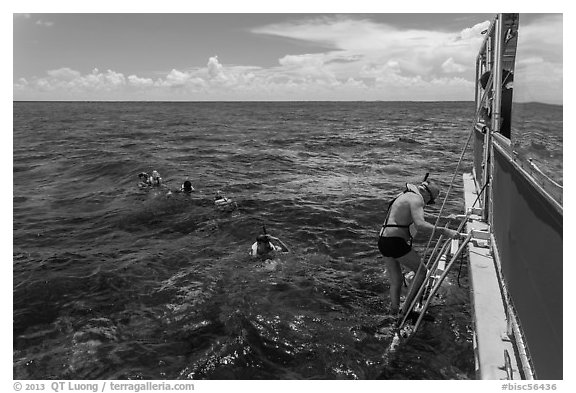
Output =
[
  {"x1": 215, "y1": 197, "x2": 230, "y2": 206},
  {"x1": 379, "y1": 183, "x2": 422, "y2": 244}
]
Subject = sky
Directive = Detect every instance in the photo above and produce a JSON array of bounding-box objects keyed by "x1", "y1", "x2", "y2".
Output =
[{"x1": 12, "y1": 10, "x2": 563, "y2": 103}]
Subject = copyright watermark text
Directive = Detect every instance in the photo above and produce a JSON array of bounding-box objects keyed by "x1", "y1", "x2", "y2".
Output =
[
  {"x1": 13, "y1": 381, "x2": 195, "y2": 393},
  {"x1": 502, "y1": 383, "x2": 557, "y2": 391}
]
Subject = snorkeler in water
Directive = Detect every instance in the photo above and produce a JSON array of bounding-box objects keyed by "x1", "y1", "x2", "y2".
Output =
[
  {"x1": 250, "y1": 227, "x2": 289, "y2": 258},
  {"x1": 181, "y1": 180, "x2": 194, "y2": 193},
  {"x1": 214, "y1": 190, "x2": 238, "y2": 211},
  {"x1": 151, "y1": 170, "x2": 162, "y2": 187},
  {"x1": 138, "y1": 172, "x2": 152, "y2": 188}
]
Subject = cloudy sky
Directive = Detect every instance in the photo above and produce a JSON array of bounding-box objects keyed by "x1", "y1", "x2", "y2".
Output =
[{"x1": 13, "y1": 11, "x2": 563, "y2": 102}]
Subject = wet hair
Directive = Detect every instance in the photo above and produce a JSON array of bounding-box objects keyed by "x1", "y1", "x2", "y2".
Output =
[{"x1": 256, "y1": 234, "x2": 270, "y2": 243}]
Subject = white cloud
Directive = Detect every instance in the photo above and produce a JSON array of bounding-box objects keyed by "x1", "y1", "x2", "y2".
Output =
[
  {"x1": 12, "y1": 55, "x2": 476, "y2": 101},
  {"x1": 74, "y1": 69, "x2": 126, "y2": 90},
  {"x1": 13, "y1": 15, "x2": 561, "y2": 102},
  {"x1": 251, "y1": 16, "x2": 487, "y2": 89},
  {"x1": 279, "y1": 54, "x2": 325, "y2": 69},
  {"x1": 458, "y1": 21, "x2": 491, "y2": 40},
  {"x1": 13, "y1": 78, "x2": 29, "y2": 91},
  {"x1": 164, "y1": 69, "x2": 192, "y2": 87},
  {"x1": 102, "y1": 70, "x2": 126, "y2": 87},
  {"x1": 207, "y1": 56, "x2": 225, "y2": 79},
  {"x1": 15, "y1": 68, "x2": 127, "y2": 97},
  {"x1": 35, "y1": 20, "x2": 54, "y2": 27},
  {"x1": 441, "y1": 57, "x2": 467, "y2": 73},
  {"x1": 47, "y1": 67, "x2": 81, "y2": 81},
  {"x1": 512, "y1": 14, "x2": 562, "y2": 104},
  {"x1": 128, "y1": 75, "x2": 155, "y2": 88},
  {"x1": 14, "y1": 14, "x2": 54, "y2": 27}
]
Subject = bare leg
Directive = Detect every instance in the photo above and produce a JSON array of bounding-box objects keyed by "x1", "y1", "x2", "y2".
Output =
[
  {"x1": 396, "y1": 249, "x2": 427, "y2": 316},
  {"x1": 383, "y1": 256, "x2": 403, "y2": 315}
]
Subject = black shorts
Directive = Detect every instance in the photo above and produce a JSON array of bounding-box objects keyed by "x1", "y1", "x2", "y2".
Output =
[{"x1": 378, "y1": 236, "x2": 412, "y2": 258}]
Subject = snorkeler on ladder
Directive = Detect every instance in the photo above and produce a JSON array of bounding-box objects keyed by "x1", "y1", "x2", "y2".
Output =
[
  {"x1": 393, "y1": 125, "x2": 484, "y2": 338},
  {"x1": 377, "y1": 173, "x2": 461, "y2": 323}
]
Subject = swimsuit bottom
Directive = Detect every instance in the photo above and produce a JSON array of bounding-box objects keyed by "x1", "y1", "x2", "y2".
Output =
[{"x1": 378, "y1": 236, "x2": 412, "y2": 258}]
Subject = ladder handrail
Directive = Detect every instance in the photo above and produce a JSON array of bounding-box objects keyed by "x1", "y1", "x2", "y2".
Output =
[
  {"x1": 397, "y1": 212, "x2": 472, "y2": 330},
  {"x1": 411, "y1": 232, "x2": 474, "y2": 334}
]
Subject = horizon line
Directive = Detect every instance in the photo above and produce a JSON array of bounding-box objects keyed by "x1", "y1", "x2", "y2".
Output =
[{"x1": 13, "y1": 100, "x2": 563, "y2": 106}]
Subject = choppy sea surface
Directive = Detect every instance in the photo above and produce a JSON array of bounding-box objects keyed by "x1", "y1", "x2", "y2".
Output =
[{"x1": 13, "y1": 101, "x2": 562, "y2": 380}]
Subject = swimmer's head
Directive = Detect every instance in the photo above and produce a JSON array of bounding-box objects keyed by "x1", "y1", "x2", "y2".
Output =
[
  {"x1": 256, "y1": 234, "x2": 270, "y2": 243},
  {"x1": 182, "y1": 180, "x2": 192, "y2": 192},
  {"x1": 256, "y1": 234, "x2": 273, "y2": 255},
  {"x1": 420, "y1": 181, "x2": 440, "y2": 205}
]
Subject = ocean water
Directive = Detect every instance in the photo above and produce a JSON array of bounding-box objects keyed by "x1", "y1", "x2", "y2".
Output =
[
  {"x1": 511, "y1": 102, "x2": 563, "y2": 185},
  {"x1": 12, "y1": 101, "x2": 562, "y2": 380}
]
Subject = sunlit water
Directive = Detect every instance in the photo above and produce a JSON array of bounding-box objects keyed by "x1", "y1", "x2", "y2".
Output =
[{"x1": 13, "y1": 101, "x2": 561, "y2": 379}]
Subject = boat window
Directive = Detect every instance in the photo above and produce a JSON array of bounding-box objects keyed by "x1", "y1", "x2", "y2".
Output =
[{"x1": 510, "y1": 14, "x2": 563, "y2": 189}]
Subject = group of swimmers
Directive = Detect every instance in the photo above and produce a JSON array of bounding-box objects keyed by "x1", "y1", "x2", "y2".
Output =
[
  {"x1": 138, "y1": 170, "x2": 194, "y2": 194},
  {"x1": 137, "y1": 169, "x2": 240, "y2": 207},
  {"x1": 138, "y1": 171, "x2": 462, "y2": 317},
  {"x1": 137, "y1": 171, "x2": 163, "y2": 188},
  {"x1": 138, "y1": 170, "x2": 288, "y2": 259}
]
